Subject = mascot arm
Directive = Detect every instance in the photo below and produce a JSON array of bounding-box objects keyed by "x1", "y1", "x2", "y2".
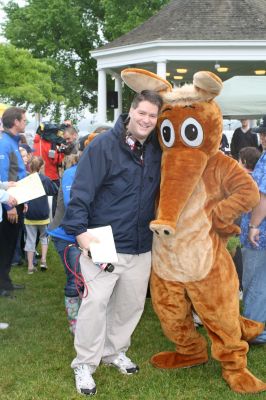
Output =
[{"x1": 212, "y1": 158, "x2": 260, "y2": 235}]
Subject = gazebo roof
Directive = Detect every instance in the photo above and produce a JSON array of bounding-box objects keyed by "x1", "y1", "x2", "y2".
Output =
[
  {"x1": 91, "y1": 0, "x2": 266, "y2": 124},
  {"x1": 100, "y1": 0, "x2": 266, "y2": 51}
]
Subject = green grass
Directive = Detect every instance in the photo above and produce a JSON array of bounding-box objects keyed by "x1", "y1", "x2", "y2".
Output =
[
  {"x1": 0, "y1": 243, "x2": 266, "y2": 399},
  {"x1": 227, "y1": 236, "x2": 241, "y2": 254}
]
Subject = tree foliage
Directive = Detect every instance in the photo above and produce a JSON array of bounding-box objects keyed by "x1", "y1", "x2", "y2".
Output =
[
  {"x1": 100, "y1": 0, "x2": 169, "y2": 41},
  {"x1": 3, "y1": 0, "x2": 105, "y2": 116},
  {"x1": 2, "y1": 0, "x2": 169, "y2": 116},
  {"x1": 0, "y1": 43, "x2": 63, "y2": 111}
]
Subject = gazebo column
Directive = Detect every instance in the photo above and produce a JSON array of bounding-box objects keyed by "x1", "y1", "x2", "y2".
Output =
[
  {"x1": 114, "y1": 76, "x2": 122, "y2": 122},
  {"x1": 156, "y1": 61, "x2": 167, "y2": 78},
  {"x1": 97, "y1": 68, "x2": 107, "y2": 122}
]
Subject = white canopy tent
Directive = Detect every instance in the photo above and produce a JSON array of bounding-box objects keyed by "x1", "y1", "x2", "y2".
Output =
[{"x1": 216, "y1": 76, "x2": 266, "y2": 120}]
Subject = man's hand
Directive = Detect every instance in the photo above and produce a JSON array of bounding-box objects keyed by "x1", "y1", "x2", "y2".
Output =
[
  {"x1": 248, "y1": 193, "x2": 266, "y2": 248},
  {"x1": 248, "y1": 227, "x2": 260, "y2": 248},
  {"x1": 7, "y1": 208, "x2": 18, "y2": 224},
  {"x1": 76, "y1": 231, "x2": 99, "y2": 256},
  {"x1": 7, "y1": 195, "x2": 17, "y2": 208},
  {"x1": 23, "y1": 203, "x2": 28, "y2": 213},
  {"x1": 7, "y1": 181, "x2": 17, "y2": 188}
]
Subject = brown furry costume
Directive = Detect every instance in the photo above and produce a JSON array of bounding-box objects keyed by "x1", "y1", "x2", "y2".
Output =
[{"x1": 121, "y1": 68, "x2": 266, "y2": 394}]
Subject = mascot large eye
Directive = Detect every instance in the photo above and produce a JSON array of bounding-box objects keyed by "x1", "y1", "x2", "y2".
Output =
[
  {"x1": 180, "y1": 118, "x2": 203, "y2": 147},
  {"x1": 160, "y1": 119, "x2": 175, "y2": 148}
]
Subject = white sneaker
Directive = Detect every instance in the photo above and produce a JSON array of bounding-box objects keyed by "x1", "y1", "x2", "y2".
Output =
[
  {"x1": 0, "y1": 322, "x2": 9, "y2": 330},
  {"x1": 74, "y1": 364, "x2": 96, "y2": 396},
  {"x1": 104, "y1": 352, "x2": 139, "y2": 375},
  {"x1": 40, "y1": 262, "x2": 48, "y2": 272}
]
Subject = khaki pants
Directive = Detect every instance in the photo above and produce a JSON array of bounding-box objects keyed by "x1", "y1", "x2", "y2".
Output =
[{"x1": 71, "y1": 252, "x2": 151, "y2": 370}]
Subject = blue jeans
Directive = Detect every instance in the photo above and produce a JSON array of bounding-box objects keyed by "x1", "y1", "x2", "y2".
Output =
[
  {"x1": 52, "y1": 237, "x2": 82, "y2": 297},
  {"x1": 242, "y1": 247, "x2": 266, "y2": 343}
]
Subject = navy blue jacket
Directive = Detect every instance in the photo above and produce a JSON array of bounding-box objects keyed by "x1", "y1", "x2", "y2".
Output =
[
  {"x1": 25, "y1": 173, "x2": 58, "y2": 221},
  {"x1": 62, "y1": 114, "x2": 161, "y2": 254}
]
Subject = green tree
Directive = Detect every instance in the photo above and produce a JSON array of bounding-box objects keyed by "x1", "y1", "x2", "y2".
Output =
[
  {"x1": 0, "y1": 43, "x2": 63, "y2": 112},
  {"x1": 100, "y1": 0, "x2": 169, "y2": 41},
  {"x1": 3, "y1": 0, "x2": 105, "y2": 116},
  {"x1": 2, "y1": 0, "x2": 169, "y2": 116}
]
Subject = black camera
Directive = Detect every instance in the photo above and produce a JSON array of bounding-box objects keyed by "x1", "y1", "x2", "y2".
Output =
[
  {"x1": 99, "y1": 263, "x2": 115, "y2": 273},
  {"x1": 57, "y1": 144, "x2": 67, "y2": 154},
  {"x1": 87, "y1": 250, "x2": 114, "y2": 273}
]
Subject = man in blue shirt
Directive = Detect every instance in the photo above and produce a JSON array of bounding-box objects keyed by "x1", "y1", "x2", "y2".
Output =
[{"x1": 0, "y1": 107, "x2": 27, "y2": 296}]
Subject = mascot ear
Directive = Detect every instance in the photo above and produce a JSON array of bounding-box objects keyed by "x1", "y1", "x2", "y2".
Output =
[
  {"x1": 193, "y1": 71, "x2": 223, "y2": 99},
  {"x1": 121, "y1": 68, "x2": 172, "y2": 93}
]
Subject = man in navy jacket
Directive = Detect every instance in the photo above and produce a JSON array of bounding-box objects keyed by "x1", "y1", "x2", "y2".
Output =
[
  {"x1": 0, "y1": 107, "x2": 27, "y2": 296},
  {"x1": 62, "y1": 90, "x2": 163, "y2": 396}
]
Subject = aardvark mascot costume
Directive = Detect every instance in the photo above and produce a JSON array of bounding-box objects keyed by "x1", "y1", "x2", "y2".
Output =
[{"x1": 121, "y1": 68, "x2": 266, "y2": 394}]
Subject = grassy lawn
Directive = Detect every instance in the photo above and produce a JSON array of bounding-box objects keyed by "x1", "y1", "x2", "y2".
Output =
[{"x1": 0, "y1": 243, "x2": 265, "y2": 400}]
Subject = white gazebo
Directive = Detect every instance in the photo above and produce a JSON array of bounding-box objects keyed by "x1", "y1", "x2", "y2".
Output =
[{"x1": 91, "y1": 0, "x2": 266, "y2": 122}]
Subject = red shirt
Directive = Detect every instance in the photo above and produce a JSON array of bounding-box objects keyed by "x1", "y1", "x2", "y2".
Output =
[{"x1": 33, "y1": 134, "x2": 64, "y2": 180}]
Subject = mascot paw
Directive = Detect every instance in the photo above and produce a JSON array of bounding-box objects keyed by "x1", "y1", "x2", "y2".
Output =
[
  {"x1": 222, "y1": 368, "x2": 266, "y2": 394},
  {"x1": 150, "y1": 351, "x2": 208, "y2": 369},
  {"x1": 212, "y1": 212, "x2": 240, "y2": 237},
  {"x1": 240, "y1": 316, "x2": 265, "y2": 342}
]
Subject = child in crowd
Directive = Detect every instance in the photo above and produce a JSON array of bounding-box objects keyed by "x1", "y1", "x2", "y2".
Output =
[
  {"x1": 19, "y1": 146, "x2": 29, "y2": 169},
  {"x1": 19, "y1": 145, "x2": 33, "y2": 172},
  {"x1": 47, "y1": 153, "x2": 81, "y2": 334},
  {"x1": 239, "y1": 146, "x2": 262, "y2": 174},
  {"x1": 24, "y1": 156, "x2": 58, "y2": 274}
]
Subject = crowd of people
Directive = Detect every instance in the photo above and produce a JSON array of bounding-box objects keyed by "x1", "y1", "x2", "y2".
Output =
[{"x1": 0, "y1": 104, "x2": 266, "y2": 394}]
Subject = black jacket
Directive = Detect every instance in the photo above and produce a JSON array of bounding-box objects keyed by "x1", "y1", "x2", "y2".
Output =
[
  {"x1": 25, "y1": 173, "x2": 58, "y2": 221},
  {"x1": 230, "y1": 128, "x2": 258, "y2": 159}
]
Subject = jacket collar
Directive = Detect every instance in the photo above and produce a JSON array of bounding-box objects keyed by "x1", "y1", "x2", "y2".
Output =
[{"x1": 3, "y1": 130, "x2": 21, "y2": 143}]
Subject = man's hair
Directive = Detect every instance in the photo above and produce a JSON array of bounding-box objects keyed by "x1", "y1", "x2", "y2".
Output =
[
  {"x1": 239, "y1": 146, "x2": 261, "y2": 171},
  {"x1": 2, "y1": 107, "x2": 26, "y2": 129},
  {"x1": 29, "y1": 156, "x2": 44, "y2": 173},
  {"x1": 63, "y1": 126, "x2": 78, "y2": 137},
  {"x1": 131, "y1": 90, "x2": 163, "y2": 112}
]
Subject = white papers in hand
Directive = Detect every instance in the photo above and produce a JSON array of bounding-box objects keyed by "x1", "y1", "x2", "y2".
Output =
[
  {"x1": 87, "y1": 225, "x2": 118, "y2": 264},
  {"x1": 7, "y1": 172, "x2": 45, "y2": 204}
]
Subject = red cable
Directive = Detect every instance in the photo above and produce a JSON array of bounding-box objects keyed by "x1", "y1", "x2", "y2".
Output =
[{"x1": 63, "y1": 244, "x2": 88, "y2": 298}]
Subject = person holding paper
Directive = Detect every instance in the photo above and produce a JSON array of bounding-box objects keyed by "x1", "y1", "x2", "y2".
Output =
[
  {"x1": 0, "y1": 181, "x2": 17, "y2": 325},
  {"x1": 62, "y1": 90, "x2": 163, "y2": 396},
  {"x1": 0, "y1": 107, "x2": 27, "y2": 297},
  {"x1": 0, "y1": 181, "x2": 18, "y2": 220},
  {"x1": 24, "y1": 156, "x2": 58, "y2": 274}
]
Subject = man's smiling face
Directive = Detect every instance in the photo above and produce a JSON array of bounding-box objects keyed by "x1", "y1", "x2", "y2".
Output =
[{"x1": 127, "y1": 100, "x2": 159, "y2": 141}]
